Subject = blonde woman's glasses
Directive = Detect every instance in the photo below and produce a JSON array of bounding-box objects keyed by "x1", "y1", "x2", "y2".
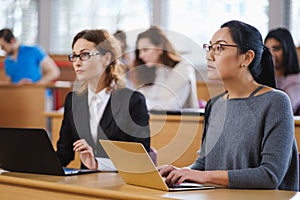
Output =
[{"x1": 68, "y1": 52, "x2": 104, "y2": 62}]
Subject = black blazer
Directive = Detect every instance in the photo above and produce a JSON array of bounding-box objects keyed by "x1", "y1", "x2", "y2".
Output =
[{"x1": 56, "y1": 88, "x2": 150, "y2": 167}]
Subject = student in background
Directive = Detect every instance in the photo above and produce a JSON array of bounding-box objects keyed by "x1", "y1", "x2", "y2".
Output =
[
  {"x1": 113, "y1": 30, "x2": 134, "y2": 89},
  {"x1": 56, "y1": 29, "x2": 150, "y2": 170},
  {"x1": 159, "y1": 20, "x2": 298, "y2": 191},
  {"x1": 132, "y1": 26, "x2": 198, "y2": 110},
  {"x1": 0, "y1": 28, "x2": 60, "y2": 85},
  {"x1": 113, "y1": 30, "x2": 134, "y2": 67},
  {"x1": 264, "y1": 28, "x2": 300, "y2": 115}
]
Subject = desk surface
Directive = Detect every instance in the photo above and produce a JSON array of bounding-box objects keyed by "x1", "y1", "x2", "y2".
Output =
[
  {"x1": 295, "y1": 116, "x2": 300, "y2": 125},
  {"x1": 0, "y1": 170, "x2": 299, "y2": 200}
]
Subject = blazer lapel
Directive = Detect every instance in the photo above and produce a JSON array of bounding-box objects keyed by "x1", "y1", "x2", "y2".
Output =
[
  {"x1": 99, "y1": 97, "x2": 114, "y2": 136},
  {"x1": 72, "y1": 92, "x2": 95, "y2": 145}
]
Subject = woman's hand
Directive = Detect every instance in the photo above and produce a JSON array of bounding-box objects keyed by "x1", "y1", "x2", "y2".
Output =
[
  {"x1": 164, "y1": 168, "x2": 206, "y2": 186},
  {"x1": 73, "y1": 139, "x2": 98, "y2": 169},
  {"x1": 163, "y1": 168, "x2": 229, "y2": 187},
  {"x1": 158, "y1": 165, "x2": 178, "y2": 177}
]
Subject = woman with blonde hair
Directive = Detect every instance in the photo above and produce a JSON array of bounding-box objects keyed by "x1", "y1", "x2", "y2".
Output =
[{"x1": 56, "y1": 29, "x2": 150, "y2": 170}]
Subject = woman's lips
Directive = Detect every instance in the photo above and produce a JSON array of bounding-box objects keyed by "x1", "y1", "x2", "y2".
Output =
[
  {"x1": 76, "y1": 69, "x2": 84, "y2": 74},
  {"x1": 207, "y1": 65, "x2": 216, "y2": 70}
]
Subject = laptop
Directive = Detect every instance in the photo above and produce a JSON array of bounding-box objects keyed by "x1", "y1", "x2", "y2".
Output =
[
  {"x1": 0, "y1": 127, "x2": 98, "y2": 176},
  {"x1": 99, "y1": 140, "x2": 215, "y2": 191}
]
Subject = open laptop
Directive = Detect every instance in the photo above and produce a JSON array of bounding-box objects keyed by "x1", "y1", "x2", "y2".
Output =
[
  {"x1": 0, "y1": 127, "x2": 98, "y2": 176},
  {"x1": 99, "y1": 140, "x2": 215, "y2": 191}
]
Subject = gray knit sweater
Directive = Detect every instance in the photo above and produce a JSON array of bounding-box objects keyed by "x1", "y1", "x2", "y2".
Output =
[{"x1": 191, "y1": 89, "x2": 299, "y2": 191}]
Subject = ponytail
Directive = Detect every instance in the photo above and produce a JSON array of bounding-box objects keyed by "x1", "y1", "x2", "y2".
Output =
[
  {"x1": 221, "y1": 20, "x2": 277, "y2": 89},
  {"x1": 257, "y1": 46, "x2": 276, "y2": 88}
]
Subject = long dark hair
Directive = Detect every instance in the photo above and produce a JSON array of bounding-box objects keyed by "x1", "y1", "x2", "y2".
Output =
[
  {"x1": 264, "y1": 27, "x2": 300, "y2": 76},
  {"x1": 133, "y1": 26, "x2": 181, "y2": 87},
  {"x1": 221, "y1": 20, "x2": 276, "y2": 88}
]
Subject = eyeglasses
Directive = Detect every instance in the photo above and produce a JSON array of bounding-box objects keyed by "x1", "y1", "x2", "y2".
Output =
[
  {"x1": 68, "y1": 52, "x2": 104, "y2": 62},
  {"x1": 203, "y1": 43, "x2": 240, "y2": 55},
  {"x1": 268, "y1": 46, "x2": 282, "y2": 52}
]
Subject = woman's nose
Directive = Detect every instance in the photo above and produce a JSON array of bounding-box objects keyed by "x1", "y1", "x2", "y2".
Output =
[
  {"x1": 205, "y1": 51, "x2": 214, "y2": 61},
  {"x1": 73, "y1": 58, "x2": 82, "y2": 67},
  {"x1": 139, "y1": 51, "x2": 144, "y2": 60}
]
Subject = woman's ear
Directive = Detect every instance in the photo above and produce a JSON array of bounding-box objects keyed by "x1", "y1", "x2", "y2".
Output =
[
  {"x1": 157, "y1": 45, "x2": 164, "y2": 56},
  {"x1": 103, "y1": 52, "x2": 112, "y2": 67},
  {"x1": 244, "y1": 50, "x2": 255, "y2": 67}
]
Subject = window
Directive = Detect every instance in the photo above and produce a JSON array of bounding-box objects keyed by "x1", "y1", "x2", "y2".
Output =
[
  {"x1": 50, "y1": 0, "x2": 151, "y2": 54},
  {"x1": 167, "y1": 0, "x2": 269, "y2": 47},
  {"x1": 291, "y1": 0, "x2": 300, "y2": 46},
  {"x1": 165, "y1": 0, "x2": 269, "y2": 70},
  {"x1": 0, "y1": 0, "x2": 38, "y2": 55}
]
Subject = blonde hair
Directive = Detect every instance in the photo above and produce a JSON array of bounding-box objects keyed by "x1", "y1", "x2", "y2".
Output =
[{"x1": 71, "y1": 29, "x2": 125, "y2": 95}]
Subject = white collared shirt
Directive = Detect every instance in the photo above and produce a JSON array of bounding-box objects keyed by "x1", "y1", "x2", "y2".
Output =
[
  {"x1": 88, "y1": 86, "x2": 111, "y2": 129},
  {"x1": 88, "y1": 86, "x2": 115, "y2": 171}
]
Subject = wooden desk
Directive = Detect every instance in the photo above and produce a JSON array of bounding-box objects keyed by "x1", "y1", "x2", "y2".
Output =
[
  {"x1": 44, "y1": 112, "x2": 204, "y2": 168},
  {"x1": 44, "y1": 112, "x2": 300, "y2": 168},
  {"x1": 150, "y1": 114, "x2": 203, "y2": 167},
  {"x1": 0, "y1": 85, "x2": 47, "y2": 128},
  {"x1": 0, "y1": 84, "x2": 71, "y2": 129},
  {"x1": 0, "y1": 171, "x2": 298, "y2": 200}
]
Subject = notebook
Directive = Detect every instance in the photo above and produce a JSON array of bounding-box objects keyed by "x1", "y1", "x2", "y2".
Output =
[
  {"x1": 0, "y1": 127, "x2": 98, "y2": 176},
  {"x1": 99, "y1": 140, "x2": 215, "y2": 191}
]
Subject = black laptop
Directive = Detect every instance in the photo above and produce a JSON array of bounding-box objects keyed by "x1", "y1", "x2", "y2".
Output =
[{"x1": 0, "y1": 127, "x2": 98, "y2": 176}]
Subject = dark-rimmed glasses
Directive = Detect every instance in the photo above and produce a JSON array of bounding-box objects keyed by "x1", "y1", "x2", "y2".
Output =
[
  {"x1": 68, "y1": 52, "x2": 104, "y2": 62},
  {"x1": 268, "y1": 46, "x2": 282, "y2": 52},
  {"x1": 203, "y1": 43, "x2": 240, "y2": 55}
]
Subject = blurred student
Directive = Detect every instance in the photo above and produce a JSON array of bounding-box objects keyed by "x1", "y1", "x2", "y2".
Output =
[
  {"x1": 113, "y1": 30, "x2": 134, "y2": 88},
  {"x1": 264, "y1": 28, "x2": 300, "y2": 115},
  {"x1": 113, "y1": 30, "x2": 134, "y2": 67},
  {"x1": 132, "y1": 26, "x2": 198, "y2": 110},
  {"x1": 56, "y1": 29, "x2": 150, "y2": 170},
  {"x1": 159, "y1": 20, "x2": 298, "y2": 191},
  {"x1": 0, "y1": 28, "x2": 60, "y2": 85}
]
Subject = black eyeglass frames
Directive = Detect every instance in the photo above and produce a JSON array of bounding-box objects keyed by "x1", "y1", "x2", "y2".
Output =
[
  {"x1": 203, "y1": 43, "x2": 240, "y2": 55},
  {"x1": 68, "y1": 52, "x2": 104, "y2": 62}
]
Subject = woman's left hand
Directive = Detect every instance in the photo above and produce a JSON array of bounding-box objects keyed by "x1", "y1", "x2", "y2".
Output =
[
  {"x1": 73, "y1": 139, "x2": 98, "y2": 169},
  {"x1": 165, "y1": 168, "x2": 206, "y2": 186}
]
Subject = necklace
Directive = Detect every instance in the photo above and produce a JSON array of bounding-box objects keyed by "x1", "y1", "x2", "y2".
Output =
[{"x1": 226, "y1": 85, "x2": 262, "y2": 100}]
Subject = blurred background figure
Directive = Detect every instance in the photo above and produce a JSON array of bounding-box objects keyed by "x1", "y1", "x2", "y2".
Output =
[
  {"x1": 113, "y1": 30, "x2": 135, "y2": 89},
  {"x1": 265, "y1": 28, "x2": 300, "y2": 115},
  {"x1": 113, "y1": 30, "x2": 134, "y2": 67},
  {"x1": 0, "y1": 28, "x2": 60, "y2": 85},
  {"x1": 132, "y1": 26, "x2": 198, "y2": 110}
]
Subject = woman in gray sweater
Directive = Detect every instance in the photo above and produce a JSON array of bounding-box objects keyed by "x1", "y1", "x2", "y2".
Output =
[{"x1": 159, "y1": 20, "x2": 299, "y2": 191}]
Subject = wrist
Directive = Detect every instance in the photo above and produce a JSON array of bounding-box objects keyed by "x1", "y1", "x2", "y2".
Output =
[
  {"x1": 203, "y1": 171, "x2": 212, "y2": 183},
  {"x1": 204, "y1": 170, "x2": 229, "y2": 187},
  {"x1": 93, "y1": 158, "x2": 98, "y2": 170}
]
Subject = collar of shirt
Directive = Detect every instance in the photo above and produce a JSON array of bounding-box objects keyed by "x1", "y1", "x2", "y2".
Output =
[{"x1": 88, "y1": 86, "x2": 111, "y2": 107}]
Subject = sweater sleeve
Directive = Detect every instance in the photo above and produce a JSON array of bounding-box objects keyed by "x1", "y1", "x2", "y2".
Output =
[{"x1": 228, "y1": 92, "x2": 296, "y2": 189}]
